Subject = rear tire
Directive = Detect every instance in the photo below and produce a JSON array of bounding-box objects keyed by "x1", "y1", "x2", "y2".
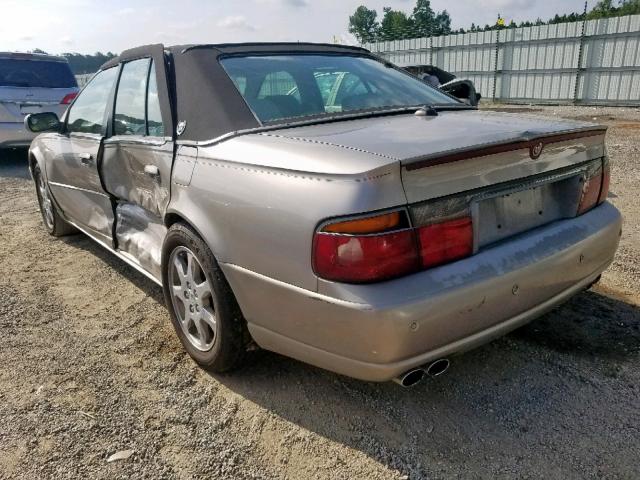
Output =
[
  {"x1": 162, "y1": 223, "x2": 249, "y2": 372},
  {"x1": 33, "y1": 164, "x2": 77, "y2": 237}
]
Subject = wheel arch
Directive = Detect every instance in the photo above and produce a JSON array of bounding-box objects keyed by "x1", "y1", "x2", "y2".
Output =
[
  {"x1": 28, "y1": 146, "x2": 45, "y2": 181},
  {"x1": 162, "y1": 208, "x2": 225, "y2": 269},
  {"x1": 162, "y1": 207, "x2": 248, "y2": 319}
]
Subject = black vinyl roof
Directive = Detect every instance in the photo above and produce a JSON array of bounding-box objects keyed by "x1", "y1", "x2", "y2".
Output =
[{"x1": 100, "y1": 42, "x2": 376, "y2": 142}]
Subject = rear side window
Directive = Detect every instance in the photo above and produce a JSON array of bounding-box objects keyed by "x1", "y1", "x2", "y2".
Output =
[
  {"x1": 114, "y1": 59, "x2": 150, "y2": 136},
  {"x1": 67, "y1": 67, "x2": 118, "y2": 134},
  {"x1": 0, "y1": 58, "x2": 77, "y2": 88},
  {"x1": 113, "y1": 58, "x2": 165, "y2": 137}
]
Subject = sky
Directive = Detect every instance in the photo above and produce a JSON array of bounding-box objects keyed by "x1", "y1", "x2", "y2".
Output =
[{"x1": 1, "y1": 0, "x2": 590, "y2": 54}]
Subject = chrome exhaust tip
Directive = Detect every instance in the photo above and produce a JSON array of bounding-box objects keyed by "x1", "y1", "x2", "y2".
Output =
[
  {"x1": 425, "y1": 358, "x2": 450, "y2": 377},
  {"x1": 392, "y1": 368, "x2": 426, "y2": 388}
]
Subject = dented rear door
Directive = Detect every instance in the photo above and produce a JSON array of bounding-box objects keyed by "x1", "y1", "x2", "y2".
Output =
[{"x1": 101, "y1": 47, "x2": 174, "y2": 280}]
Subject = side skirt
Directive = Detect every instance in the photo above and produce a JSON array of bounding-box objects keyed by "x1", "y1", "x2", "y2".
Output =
[{"x1": 67, "y1": 220, "x2": 163, "y2": 287}]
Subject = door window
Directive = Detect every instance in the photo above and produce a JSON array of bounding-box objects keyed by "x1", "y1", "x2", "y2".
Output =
[
  {"x1": 113, "y1": 58, "x2": 165, "y2": 137},
  {"x1": 146, "y1": 61, "x2": 165, "y2": 137},
  {"x1": 114, "y1": 58, "x2": 150, "y2": 136},
  {"x1": 67, "y1": 67, "x2": 118, "y2": 134}
]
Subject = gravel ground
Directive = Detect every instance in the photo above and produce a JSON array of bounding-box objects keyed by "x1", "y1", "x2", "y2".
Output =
[{"x1": 0, "y1": 105, "x2": 639, "y2": 480}]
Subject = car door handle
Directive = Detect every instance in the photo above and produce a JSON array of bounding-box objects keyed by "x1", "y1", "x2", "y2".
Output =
[
  {"x1": 143, "y1": 165, "x2": 160, "y2": 177},
  {"x1": 79, "y1": 153, "x2": 93, "y2": 165}
]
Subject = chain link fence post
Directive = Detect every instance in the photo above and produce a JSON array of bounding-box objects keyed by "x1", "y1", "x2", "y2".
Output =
[
  {"x1": 492, "y1": 29, "x2": 501, "y2": 101},
  {"x1": 573, "y1": 1, "x2": 589, "y2": 104}
]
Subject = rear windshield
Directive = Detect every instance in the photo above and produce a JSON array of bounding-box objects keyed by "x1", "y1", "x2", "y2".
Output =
[
  {"x1": 220, "y1": 54, "x2": 458, "y2": 123},
  {"x1": 0, "y1": 58, "x2": 77, "y2": 88}
]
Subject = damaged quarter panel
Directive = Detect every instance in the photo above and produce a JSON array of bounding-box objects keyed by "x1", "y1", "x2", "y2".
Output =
[{"x1": 168, "y1": 132, "x2": 407, "y2": 292}]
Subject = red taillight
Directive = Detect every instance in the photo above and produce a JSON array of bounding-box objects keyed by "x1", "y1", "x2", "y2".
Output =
[
  {"x1": 417, "y1": 217, "x2": 473, "y2": 269},
  {"x1": 60, "y1": 92, "x2": 77, "y2": 105},
  {"x1": 313, "y1": 230, "x2": 419, "y2": 283},
  {"x1": 577, "y1": 160, "x2": 605, "y2": 215},
  {"x1": 312, "y1": 210, "x2": 473, "y2": 283}
]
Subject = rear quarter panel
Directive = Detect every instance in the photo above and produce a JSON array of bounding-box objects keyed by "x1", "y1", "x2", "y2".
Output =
[{"x1": 167, "y1": 135, "x2": 407, "y2": 291}]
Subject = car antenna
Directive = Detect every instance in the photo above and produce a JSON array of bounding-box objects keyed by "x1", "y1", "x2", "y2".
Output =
[{"x1": 414, "y1": 105, "x2": 438, "y2": 117}]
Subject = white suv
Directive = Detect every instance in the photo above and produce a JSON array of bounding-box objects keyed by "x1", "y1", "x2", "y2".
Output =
[{"x1": 0, "y1": 52, "x2": 78, "y2": 150}]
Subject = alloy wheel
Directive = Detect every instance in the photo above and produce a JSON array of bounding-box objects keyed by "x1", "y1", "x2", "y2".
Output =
[
  {"x1": 37, "y1": 171, "x2": 54, "y2": 230},
  {"x1": 168, "y1": 246, "x2": 217, "y2": 351}
]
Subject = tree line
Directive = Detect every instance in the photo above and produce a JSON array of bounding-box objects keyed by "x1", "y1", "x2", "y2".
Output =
[
  {"x1": 30, "y1": 49, "x2": 117, "y2": 74},
  {"x1": 349, "y1": 0, "x2": 640, "y2": 43}
]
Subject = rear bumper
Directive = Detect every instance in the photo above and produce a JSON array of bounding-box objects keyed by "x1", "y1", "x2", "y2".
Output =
[
  {"x1": 222, "y1": 202, "x2": 623, "y2": 382},
  {"x1": 0, "y1": 122, "x2": 35, "y2": 148}
]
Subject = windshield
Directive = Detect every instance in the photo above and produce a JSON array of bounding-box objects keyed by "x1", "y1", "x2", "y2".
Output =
[
  {"x1": 220, "y1": 54, "x2": 458, "y2": 123},
  {"x1": 0, "y1": 59, "x2": 77, "y2": 88}
]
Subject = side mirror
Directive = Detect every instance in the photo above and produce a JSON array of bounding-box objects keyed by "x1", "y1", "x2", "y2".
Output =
[{"x1": 24, "y1": 112, "x2": 61, "y2": 133}]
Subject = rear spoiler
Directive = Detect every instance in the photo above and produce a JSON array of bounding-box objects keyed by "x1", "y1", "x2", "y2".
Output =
[{"x1": 404, "y1": 127, "x2": 607, "y2": 171}]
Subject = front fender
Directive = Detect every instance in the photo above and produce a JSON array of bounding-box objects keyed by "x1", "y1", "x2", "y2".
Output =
[{"x1": 28, "y1": 139, "x2": 47, "y2": 181}]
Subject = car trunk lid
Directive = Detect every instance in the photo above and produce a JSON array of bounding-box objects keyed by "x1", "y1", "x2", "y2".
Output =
[
  {"x1": 268, "y1": 110, "x2": 606, "y2": 200},
  {"x1": 269, "y1": 109, "x2": 607, "y2": 250}
]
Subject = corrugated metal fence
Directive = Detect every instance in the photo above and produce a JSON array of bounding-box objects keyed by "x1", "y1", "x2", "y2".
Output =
[{"x1": 364, "y1": 14, "x2": 640, "y2": 105}]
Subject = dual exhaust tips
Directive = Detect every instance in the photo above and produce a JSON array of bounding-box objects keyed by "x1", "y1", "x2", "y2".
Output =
[{"x1": 393, "y1": 358, "x2": 450, "y2": 388}]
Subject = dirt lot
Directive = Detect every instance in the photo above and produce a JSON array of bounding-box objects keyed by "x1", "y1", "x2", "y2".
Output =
[{"x1": 1, "y1": 105, "x2": 639, "y2": 479}]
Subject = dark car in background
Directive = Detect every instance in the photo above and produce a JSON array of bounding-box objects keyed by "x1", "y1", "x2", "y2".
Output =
[
  {"x1": 404, "y1": 64, "x2": 482, "y2": 106},
  {"x1": 0, "y1": 52, "x2": 78, "y2": 150}
]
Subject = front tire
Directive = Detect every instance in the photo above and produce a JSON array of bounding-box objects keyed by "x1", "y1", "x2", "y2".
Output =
[
  {"x1": 33, "y1": 164, "x2": 76, "y2": 237},
  {"x1": 162, "y1": 223, "x2": 249, "y2": 372}
]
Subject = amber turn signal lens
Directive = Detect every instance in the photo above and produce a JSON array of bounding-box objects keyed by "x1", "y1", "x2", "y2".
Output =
[{"x1": 322, "y1": 211, "x2": 401, "y2": 234}]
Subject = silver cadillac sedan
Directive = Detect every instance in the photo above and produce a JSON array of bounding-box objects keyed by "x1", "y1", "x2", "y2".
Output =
[{"x1": 25, "y1": 43, "x2": 621, "y2": 386}]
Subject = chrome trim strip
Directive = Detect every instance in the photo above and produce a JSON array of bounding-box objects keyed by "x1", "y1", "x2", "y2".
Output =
[
  {"x1": 68, "y1": 220, "x2": 163, "y2": 286},
  {"x1": 48, "y1": 181, "x2": 110, "y2": 198},
  {"x1": 104, "y1": 135, "x2": 171, "y2": 146},
  {"x1": 470, "y1": 160, "x2": 594, "y2": 204}
]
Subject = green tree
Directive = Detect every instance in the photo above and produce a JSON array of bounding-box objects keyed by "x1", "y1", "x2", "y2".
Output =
[
  {"x1": 434, "y1": 11, "x2": 452, "y2": 35},
  {"x1": 412, "y1": 0, "x2": 435, "y2": 34},
  {"x1": 619, "y1": 0, "x2": 640, "y2": 15},
  {"x1": 60, "y1": 52, "x2": 117, "y2": 74},
  {"x1": 588, "y1": 0, "x2": 616, "y2": 18},
  {"x1": 588, "y1": 0, "x2": 640, "y2": 18},
  {"x1": 348, "y1": 6, "x2": 379, "y2": 43},
  {"x1": 380, "y1": 7, "x2": 414, "y2": 40},
  {"x1": 412, "y1": 0, "x2": 451, "y2": 36}
]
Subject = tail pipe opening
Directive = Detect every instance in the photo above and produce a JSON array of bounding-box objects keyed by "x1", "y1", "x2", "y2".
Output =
[
  {"x1": 426, "y1": 358, "x2": 450, "y2": 377},
  {"x1": 392, "y1": 359, "x2": 450, "y2": 387},
  {"x1": 392, "y1": 368, "x2": 426, "y2": 388}
]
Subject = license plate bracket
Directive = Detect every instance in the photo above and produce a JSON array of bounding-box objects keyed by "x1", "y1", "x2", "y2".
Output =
[{"x1": 475, "y1": 175, "x2": 582, "y2": 248}]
